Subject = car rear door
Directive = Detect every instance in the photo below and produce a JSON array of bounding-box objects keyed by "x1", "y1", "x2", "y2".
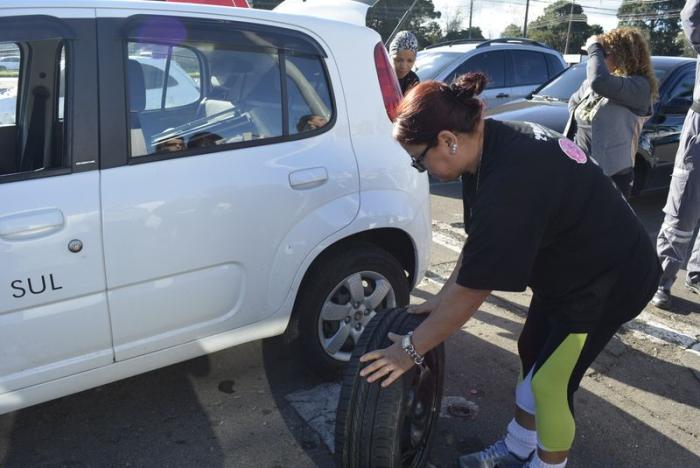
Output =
[
  {"x1": 96, "y1": 11, "x2": 359, "y2": 361},
  {"x1": 446, "y1": 50, "x2": 511, "y2": 109},
  {"x1": 508, "y1": 49, "x2": 551, "y2": 104},
  {"x1": 0, "y1": 10, "x2": 112, "y2": 400}
]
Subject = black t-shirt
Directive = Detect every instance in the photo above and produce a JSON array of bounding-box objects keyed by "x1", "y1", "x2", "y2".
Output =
[
  {"x1": 457, "y1": 119, "x2": 658, "y2": 321},
  {"x1": 399, "y1": 71, "x2": 420, "y2": 95}
]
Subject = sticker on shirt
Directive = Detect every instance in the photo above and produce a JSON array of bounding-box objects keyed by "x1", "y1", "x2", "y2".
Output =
[{"x1": 558, "y1": 138, "x2": 587, "y2": 164}]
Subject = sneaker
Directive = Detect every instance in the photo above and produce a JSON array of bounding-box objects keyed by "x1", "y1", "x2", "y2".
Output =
[
  {"x1": 651, "y1": 287, "x2": 672, "y2": 310},
  {"x1": 459, "y1": 440, "x2": 532, "y2": 468},
  {"x1": 686, "y1": 278, "x2": 700, "y2": 294}
]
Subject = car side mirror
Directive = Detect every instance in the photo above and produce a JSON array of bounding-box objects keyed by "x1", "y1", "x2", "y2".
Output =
[{"x1": 660, "y1": 97, "x2": 691, "y2": 115}]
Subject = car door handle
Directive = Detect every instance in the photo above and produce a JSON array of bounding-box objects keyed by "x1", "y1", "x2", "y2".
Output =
[
  {"x1": 0, "y1": 208, "x2": 65, "y2": 240},
  {"x1": 496, "y1": 93, "x2": 509, "y2": 98},
  {"x1": 289, "y1": 167, "x2": 328, "y2": 190}
]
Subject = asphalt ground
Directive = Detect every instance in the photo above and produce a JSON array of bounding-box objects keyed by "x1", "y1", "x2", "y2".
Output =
[{"x1": 0, "y1": 184, "x2": 698, "y2": 468}]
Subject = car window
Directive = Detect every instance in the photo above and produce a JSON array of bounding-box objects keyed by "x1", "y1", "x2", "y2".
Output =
[
  {"x1": 127, "y1": 40, "x2": 285, "y2": 157},
  {"x1": 450, "y1": 51, "x2": 506, "y2": 89},
  {"x1": 544, "y1": 53, "x2": 565, "y2": 78},
  {"x1": 128, "y1": 43, "x2": 201, "y2": 111},
  {"x1": 0, "y1": 40, "x2": 66, "y2": 177},
  {"x1": 286, "y1": 54, "x2": 332, "y2": 135},
  {"x1": 511, "y1": 50, "x2": 549, "y2": 86},
  {"x1": 534, "y1": 63, "x2": 587, "y2": 101},
  {"x1": 414, "y1": 51, "x2": 461, "y2": 81},
  {"x1": 0, "y1": 44, "x2": 20, "y2": 126},
  {"x1": 667, "y1": 69, "x2": 695, "y2": 104}
]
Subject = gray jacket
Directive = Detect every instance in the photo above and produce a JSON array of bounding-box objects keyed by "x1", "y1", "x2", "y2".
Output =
[
  {"x1": 565, "y1": 43, "x2": 651, "y2": 176},
  {"x1": 682, "y1": 0, "x2": 700, "y2": 104}
]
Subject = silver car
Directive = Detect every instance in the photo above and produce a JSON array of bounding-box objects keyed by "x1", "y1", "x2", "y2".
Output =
[{"x1": 415, "y1": 38, "x2": 567, "y2": 109}]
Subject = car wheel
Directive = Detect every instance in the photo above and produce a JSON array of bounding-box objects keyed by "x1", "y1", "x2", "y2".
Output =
[
  {"x1": 295, "y1": 244, "x2": 410, "y2": 375},
  {"x1": 335, "y1": 308, "x2": 445, "y2": 468}
]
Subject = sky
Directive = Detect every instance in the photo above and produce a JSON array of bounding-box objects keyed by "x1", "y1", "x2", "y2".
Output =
[{"x1": 431, "y1": 0, "x2": 624, "y2": 39}]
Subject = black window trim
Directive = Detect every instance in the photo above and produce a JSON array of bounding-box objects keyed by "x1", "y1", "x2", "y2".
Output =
[
  {"x1": 0, "y1": 16, "x2": 97, "y2": 185},
  {"x1": 99, "y1": 15, "x2": 337, "y2": 169}
]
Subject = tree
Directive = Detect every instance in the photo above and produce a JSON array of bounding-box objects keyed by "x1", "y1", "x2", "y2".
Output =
[
  {"x1": 366, "y1": 0, "x2": 441, "y2": 47},
  {"x1": 675, "y1": 31, "x2": 697, "y2": 58},
  {"x1": 617, "y1": 0, "x2": 684, "y2": 56},
  {"x1": 501, "y1": 24, "x2": 523, "y2": 38},
  {"x1": 527, "y1": 1, "x2": 603, "y2": 54}
]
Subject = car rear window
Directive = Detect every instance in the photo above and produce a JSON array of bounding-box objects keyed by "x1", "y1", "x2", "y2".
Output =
[
  {"x1": 414, "y1": 51, "x2": 461, "y2": 81},
  {"x1": 511, "y1": 50, "x2": 549, "y2": 86}
]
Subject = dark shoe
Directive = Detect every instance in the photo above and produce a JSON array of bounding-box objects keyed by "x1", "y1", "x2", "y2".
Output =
[
  {"x1": 686, "y1": 278, "x2": 700, "y2": 294},
  {"x1": 651, "y1": 288, "x2": 672, "y2": 310},
  {"x1": 459, "y1": 440, "x2": 532, "y2": 468}
]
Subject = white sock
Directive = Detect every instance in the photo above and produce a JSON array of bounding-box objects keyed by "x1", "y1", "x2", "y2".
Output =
[
  {"x1": 504, "y1": 418, "x2": 537, "y2": 460},
  {"x1": 528, "y1": 451, "x2": 567, "y2": 468}
]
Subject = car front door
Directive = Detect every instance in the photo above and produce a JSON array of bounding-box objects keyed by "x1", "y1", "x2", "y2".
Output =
[
  {"x1": 0, "y1": 11, "x2": 112, "y2": 402},
  {"x1": 446, "y1": 50, "x2": 511, "y2": 109},
  {"x1": 96, "y1": 12, "x2": 359, "y2": 361}
]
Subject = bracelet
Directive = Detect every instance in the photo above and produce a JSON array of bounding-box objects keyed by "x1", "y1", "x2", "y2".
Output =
[{"x1": 401, "y1": 331, "x2": 427, "y2": 370}]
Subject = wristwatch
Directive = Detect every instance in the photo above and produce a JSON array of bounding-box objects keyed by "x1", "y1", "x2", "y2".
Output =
[{"x1": 401, "y1": 331, "x2": 427, "y2": 370}]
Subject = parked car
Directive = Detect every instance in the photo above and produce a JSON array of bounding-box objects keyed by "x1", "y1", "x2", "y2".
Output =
[
  {"x1": 0, "y1": 55, "x2": 20, "y2": 71},
  {"x1": 486, "y1": 56, "x2": 696, "y2": 195},
  {"x1": 0, "y1": 0, "x2": 431, "y2": 414},
  {"x1": 414, "y1": 37, "x2": 567, "y2": 108}
]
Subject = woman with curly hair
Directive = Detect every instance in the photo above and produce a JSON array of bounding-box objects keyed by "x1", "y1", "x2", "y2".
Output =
[{"x1": 565, "y1": 27, "x2": 657, "y2": 198}]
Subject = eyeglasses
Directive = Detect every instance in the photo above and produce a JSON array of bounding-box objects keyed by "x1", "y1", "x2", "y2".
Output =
[{"x1": 411, "y1": 144, "x2": 432, "y2": 173}]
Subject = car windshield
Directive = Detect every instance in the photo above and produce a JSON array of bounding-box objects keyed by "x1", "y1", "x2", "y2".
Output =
[
  {"x1": 414, "y1": 51, "x2": 461, "y2": 80},
  {"x1": 533, "y1": 63, "x2": 670, "y2": 102}
]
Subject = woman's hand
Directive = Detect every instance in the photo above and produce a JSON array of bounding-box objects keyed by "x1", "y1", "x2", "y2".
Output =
[
  {"x1": 406, "y1": 295, "x2": 441, "y2": 315},
  {"x1": 359, "y1": 332, "x2": 415, "y2": 388},
  {"x1": 583, "y1": 35, "x2": 601, "y2": 51}
]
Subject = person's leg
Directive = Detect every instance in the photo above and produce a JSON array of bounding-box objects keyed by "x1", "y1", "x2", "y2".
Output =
[
  {"x1": 686, "y1": 228, "x2": 700, "y2": 291},
  {"x1": 610, "y1": 168, "x2": 633, "y2": 199},
  {"x1": 459, "y1": 298, "x2": 549, "y2": 467},
  {"x1": 654, "y1": 111, "x2": 700, "y2": 306}
]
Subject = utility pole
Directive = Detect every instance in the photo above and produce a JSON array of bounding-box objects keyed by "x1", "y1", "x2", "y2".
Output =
[
  {"x1": 523, "y1": 0, "x2": 530, "y2": 37},
  {"x1": 468, "y1": 0, "x2": 474, "y2": 39},
  {"x1": 564, "y1": 1, "x2": 575, "y2": 54}
]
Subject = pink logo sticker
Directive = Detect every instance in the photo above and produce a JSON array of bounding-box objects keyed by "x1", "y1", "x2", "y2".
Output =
[{"x1": 558, "y1": 138, "x2": 587, "y2": 164}]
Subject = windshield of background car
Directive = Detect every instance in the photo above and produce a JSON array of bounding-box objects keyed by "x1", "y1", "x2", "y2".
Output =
[
  {"x1": 414, "y1": 51, "x2": 461, "y2": 81},
  {"x1": 533, "y1": 63, "x2": 586, "y2": 101},
  {"x1": 535, "y1": 62, "x2": 670, "y2": 102}
]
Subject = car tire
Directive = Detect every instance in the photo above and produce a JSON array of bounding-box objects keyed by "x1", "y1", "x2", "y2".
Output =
[
  {"x1": 335, "y1": 308, "x2": 445, "y2": 468},
  {"x1": 295, "y1": 244, "x2": 410, "y2": 376}
]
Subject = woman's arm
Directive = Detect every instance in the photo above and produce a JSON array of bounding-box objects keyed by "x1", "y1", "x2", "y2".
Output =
[
  {"x1": 586, "y1": 40, "x2": 649, "y2": 111},
  {"x1": 360, "y1": 282, "x2": 490, "y2": 387}
]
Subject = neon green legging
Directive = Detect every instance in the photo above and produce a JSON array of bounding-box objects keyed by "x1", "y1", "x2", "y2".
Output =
[{"x1": 530, "y1": 333, "x2": 588, "y2": 452}]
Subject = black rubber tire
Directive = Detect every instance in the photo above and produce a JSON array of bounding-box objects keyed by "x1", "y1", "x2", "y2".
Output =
[
  {"x1": 295, "y1": 245, "x2": 410, "y2": 376},
  {"x1": 335, "y1": 308, "x2": 445, "y2": 468}
]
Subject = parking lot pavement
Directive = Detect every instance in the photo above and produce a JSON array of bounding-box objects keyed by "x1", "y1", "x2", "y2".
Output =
[{"x1": 0, "y1": 185, "x2": 698, "y2": 468}]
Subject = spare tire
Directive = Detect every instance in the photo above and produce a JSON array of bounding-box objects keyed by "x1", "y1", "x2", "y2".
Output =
[{"x1": 335, "y1": 308, "x2": 445, "y2": 468}]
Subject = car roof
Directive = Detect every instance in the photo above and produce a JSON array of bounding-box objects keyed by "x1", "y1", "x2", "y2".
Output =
[
  {"x1": 650, "y1": 55, "x2": 695, "y2": 71},
  {"x1": 0, "y1": 0, "x2": 370, "y2": 32}
]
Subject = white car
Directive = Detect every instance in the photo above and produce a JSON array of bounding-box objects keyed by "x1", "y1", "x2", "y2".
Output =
[
  {"x1": 0, "y1": 0, "x2": 431, "y2": 414},
  {"x1": 415, "y1": 38, "x2": 567, "y2": 108},
  {"x1": 0, "y1": 56, "x2": 20, "y2": 71}
]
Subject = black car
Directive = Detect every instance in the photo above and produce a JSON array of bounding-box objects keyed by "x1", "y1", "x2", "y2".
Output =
[{"x1": 487, "y1": 56, "x2": 696, "y2": 195}]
